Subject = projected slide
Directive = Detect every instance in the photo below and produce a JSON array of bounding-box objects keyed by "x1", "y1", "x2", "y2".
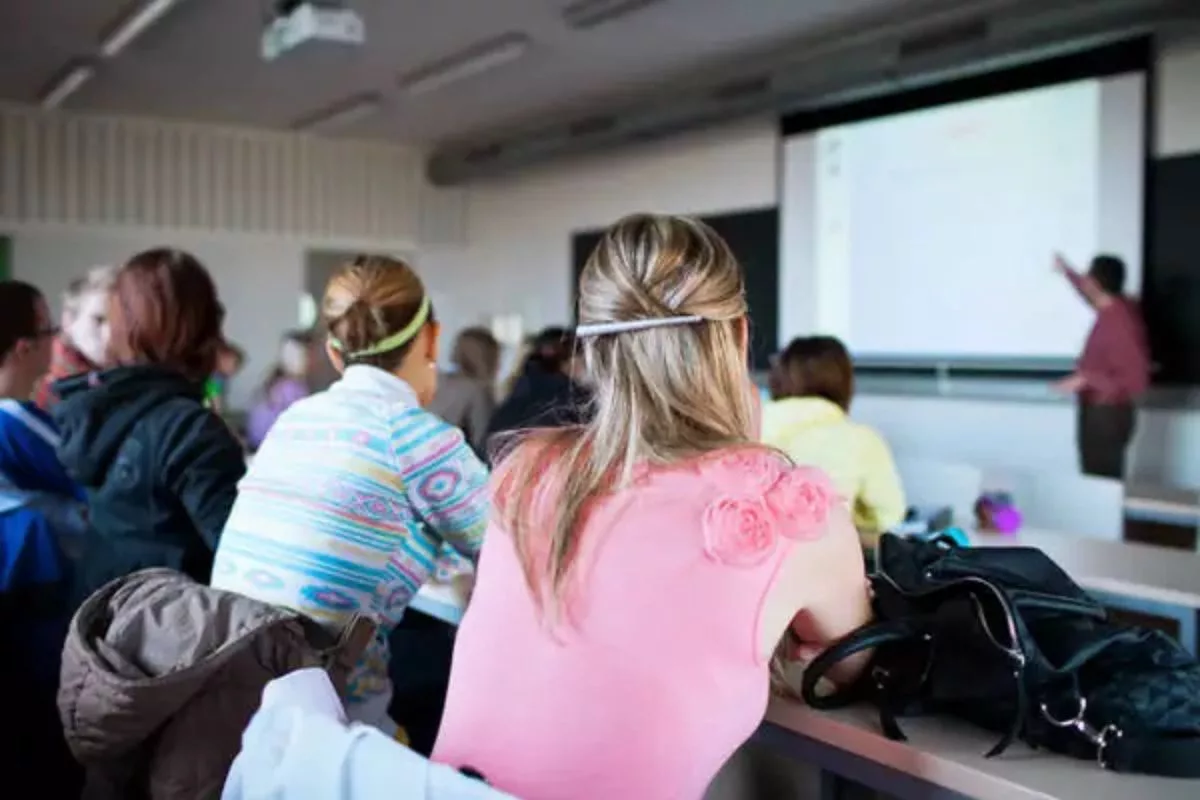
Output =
[{"x1": 780, "y1": 74, "x2": 1145, "y2": 360}]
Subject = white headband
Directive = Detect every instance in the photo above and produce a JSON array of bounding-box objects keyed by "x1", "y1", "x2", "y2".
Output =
[{"x1": 575, "y1": 315, "x2": 703, "y2": 338}]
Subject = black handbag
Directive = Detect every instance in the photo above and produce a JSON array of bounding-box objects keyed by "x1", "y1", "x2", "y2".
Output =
[{"x1": 801, "y1": 533, "x2": 1200, "y2": 777}]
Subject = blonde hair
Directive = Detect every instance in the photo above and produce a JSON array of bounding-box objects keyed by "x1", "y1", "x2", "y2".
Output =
[
  {"x1": 322, "y1": 255, "x2": 431, "y2": 371},
  {"x1": 62, "y1": 264, "x2": 117, "y2": 319},
  {"x1": 498, "y1": 213, "x2": 758, "y2": 620}
]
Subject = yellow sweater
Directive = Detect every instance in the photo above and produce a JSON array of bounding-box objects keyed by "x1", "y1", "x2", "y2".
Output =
[{"x1": 761, "y1": 397, "x2": 906, "y2": 543}]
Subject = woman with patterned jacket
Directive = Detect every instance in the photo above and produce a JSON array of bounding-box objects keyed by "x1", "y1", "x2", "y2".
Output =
[{"x1": 210, "y1": 255, "x2": 488, "y2": 736}]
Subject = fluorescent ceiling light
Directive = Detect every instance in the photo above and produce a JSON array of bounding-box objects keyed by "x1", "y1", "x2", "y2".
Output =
[
  {"x1": 100, "y1": 0, "x2": 180, "y2": 58},
  {"x1": 41, "y1": 63, "x2": 97, "y2": 110},
  {"x1": 562, "y1": 0, "x2": 666, "y2": 30},
  {"x1": 294, "y1": 93, "x2": 383, "y2": 133},
  {"x1": 399, "y1": 34, "x2": 530, "y2": 97}
]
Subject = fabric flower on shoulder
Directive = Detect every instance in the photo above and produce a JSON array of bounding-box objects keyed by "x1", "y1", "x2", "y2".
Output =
[
  {"x1": 718, "y1": 448, "x2": 786, "y2": 495},
  {"x1": 765, "y1": 466, "x2": 837, "y2": 541},
  {"x1": 703, "y1": 496, "x2": 779, "y2": 568}
]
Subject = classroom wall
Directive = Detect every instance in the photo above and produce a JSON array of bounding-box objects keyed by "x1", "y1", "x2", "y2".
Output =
[
  {"x1": 0, "y1": 105, "x2": 461, "y2": 409},
  {"x1": 448, "y1": 38, "x2": 1200, "y2": 488}
]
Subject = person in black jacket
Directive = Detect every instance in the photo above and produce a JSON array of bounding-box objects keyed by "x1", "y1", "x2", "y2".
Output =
[
  {"x1": 53, "y1": 248, "x2": 246, "y2": 605},
  {"x1": 486, "y1": 327, "x2": 590, "y2": 452}
]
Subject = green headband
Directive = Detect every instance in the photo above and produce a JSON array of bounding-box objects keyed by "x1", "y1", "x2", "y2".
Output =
[{"x1": 330, "y1": 295, "x2": 431, "y2": 359}]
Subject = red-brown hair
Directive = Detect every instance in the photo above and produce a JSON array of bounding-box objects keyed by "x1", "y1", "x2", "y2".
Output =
[
  {"x1": 768, "y1": 335, "x2": 855, "y2": 411},
  {"x1": 107, "y1": 248, "x2": 224, "y2": 382}
]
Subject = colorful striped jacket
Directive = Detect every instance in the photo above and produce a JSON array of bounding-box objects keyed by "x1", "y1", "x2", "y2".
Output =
[{"x1": 211, "y1": 366, "x2": 488, "y2": 709}]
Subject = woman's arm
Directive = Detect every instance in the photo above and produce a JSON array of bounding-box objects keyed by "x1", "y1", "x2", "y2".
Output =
[
  {"x1": 783, "y1": 505, "x2": 873, "y2": 686},
  {"x1": 163, "y1": 407, "x2": 247, "y2": 549},
  {"x1": 390, "y1": 409, "x2": 489, "y2": 564}
]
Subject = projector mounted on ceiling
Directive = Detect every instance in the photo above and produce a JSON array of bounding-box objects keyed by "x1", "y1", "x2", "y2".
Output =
[{"x1": 261, "y1": 0, "x2": 365, "y2": 62}]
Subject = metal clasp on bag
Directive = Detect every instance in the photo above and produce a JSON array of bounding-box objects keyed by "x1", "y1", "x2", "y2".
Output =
[{"x1": 1040, "y1": 697, "x2": 1124, "y2": 768}]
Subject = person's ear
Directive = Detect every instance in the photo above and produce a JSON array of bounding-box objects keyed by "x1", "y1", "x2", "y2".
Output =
[
  {"x1": 424, "y1": 321, "x2": 441, "y2": 365},
  {"x1": 737, "y1": 317, "x2": 750, "y2": 361},
  {"x1": 324, "y1": 338, "x2": 346, "y2": 374}
]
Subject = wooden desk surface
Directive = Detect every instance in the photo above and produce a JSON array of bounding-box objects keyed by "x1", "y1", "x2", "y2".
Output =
[
  {"x1": 969, "y1": 528, "x2": 1200, "y2": 608},
  {"x1": 766, "y1": 700, "x2": 1199, "y2": 800}
]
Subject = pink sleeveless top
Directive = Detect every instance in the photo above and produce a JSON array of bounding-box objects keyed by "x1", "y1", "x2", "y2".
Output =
[{"x1": 432, "y1": 447, "x2": 835, "y2": 800}]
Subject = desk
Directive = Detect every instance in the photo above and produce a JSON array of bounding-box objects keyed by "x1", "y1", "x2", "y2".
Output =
[
  {"x1": 1124, "y1": 485, "x2": 1200, "y2": 526},
  {"x1": 969, "y1": 528, "x2": 1200, "y2": 655},
  {"x1": 757, "y1": 700, "x2": 1198, "y2": 800}
]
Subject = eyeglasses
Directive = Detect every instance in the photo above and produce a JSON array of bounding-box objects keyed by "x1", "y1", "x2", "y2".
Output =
[{"x1": 30, "y1": 326, "x2": 60, "y2": 339}]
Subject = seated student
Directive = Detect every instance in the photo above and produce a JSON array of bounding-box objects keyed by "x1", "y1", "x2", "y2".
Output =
[
  {"x1": 432, "y1": 214, "x2": 871, "y2": 800},
  {"x1": 762, "y1": 335, "x2": 906, "y2": 546},
  {"x1": 429, "y1": 327, "x2": 500, "y2": 456},
  {"x1": 0, "y1": 280, "x2": 85, "y2": 797},
  {"x1": 34, "y1": 265, "x2": 115, "y2": 411},
  {"x1": 0, "y1": 281, "x2": 88, "y2": 547},
  {"x1": 485, "y1": 326, "x2": 589, "y2": 444},
  {"x1": 205, "y1": 339, "x2": 246, "y2": 415},
  {"x1": 54, "y1": 249, "x2": 246, "y2": 605},
  {"x1": 246, "y1": 330, "x2": 313, "y2": 449},
  {"x1": 211, "y1": 255, "x2": 489, "y2": 737}
]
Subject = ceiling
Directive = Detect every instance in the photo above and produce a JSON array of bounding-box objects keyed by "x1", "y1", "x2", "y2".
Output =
[{"x1": 0, "y1": 0, "x2": 940, "y2": 145}]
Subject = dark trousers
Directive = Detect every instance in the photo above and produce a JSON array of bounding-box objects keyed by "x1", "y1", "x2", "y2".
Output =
[
  {"x1": 1077, "y1": 401, "x2": 1136, "y2": 479},
  {"x1": 388, "y1": 609, "x2": 456, "y2": 756}
]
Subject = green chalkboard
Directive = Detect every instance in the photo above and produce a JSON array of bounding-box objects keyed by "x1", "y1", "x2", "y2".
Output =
[{"x1": 0, "y1": 235, "x2": 10, "y2": 280}]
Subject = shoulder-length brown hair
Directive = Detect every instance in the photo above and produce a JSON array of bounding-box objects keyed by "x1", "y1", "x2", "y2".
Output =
[
  {"x1": 768, "y1": 335, "x2": 855, "y2": 411},
  {"x1": 107, "y1": 248, "x2": 224, "y2": 382}
]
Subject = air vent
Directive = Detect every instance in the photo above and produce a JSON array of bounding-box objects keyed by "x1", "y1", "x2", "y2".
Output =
[
  {"x1": 464, "y1": 143, "x2": 504, "y2": 164},
  {"x1": 898, "y1": 18, "x2": 990, "y2": 60},
  {"x1": 567, "y1": 115, "x2": 618, "y2": 138},
  {"x1": 561, "y1": 0, "x2": 667, "y2": 30},
  {"x1": 709, "y1": 75, "x2": 772, "y2": 102}
]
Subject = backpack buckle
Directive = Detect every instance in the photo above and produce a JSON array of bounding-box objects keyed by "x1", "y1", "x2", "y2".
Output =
[{"x1": 1039, "y1": 697, "x2": 1124, "y2": 768}]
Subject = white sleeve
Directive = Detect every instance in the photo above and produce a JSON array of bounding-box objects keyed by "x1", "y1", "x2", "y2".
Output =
[{"x1": 223, "y1": 671, "x2": 516, "y2": 800}]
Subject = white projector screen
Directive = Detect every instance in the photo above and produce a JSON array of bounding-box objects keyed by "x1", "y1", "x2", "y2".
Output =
[{"x1": 779, "y1": 73, "x2": 1146, "y2": 361}]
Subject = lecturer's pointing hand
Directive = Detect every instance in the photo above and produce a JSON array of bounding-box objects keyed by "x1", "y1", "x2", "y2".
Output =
[
  {"x1": 1052, "y1": 252, "x2": 1071, "y2": 275},
  {"x1": 1051, "y1": 373, "x2": 1087, "y2": 395}
]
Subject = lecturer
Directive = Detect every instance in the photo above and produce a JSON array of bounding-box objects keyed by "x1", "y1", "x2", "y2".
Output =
[{"x1": 1052, "y1": 253, "x2": 1150, "y2": 479}]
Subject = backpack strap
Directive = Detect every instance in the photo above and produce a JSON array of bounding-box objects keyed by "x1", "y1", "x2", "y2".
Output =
[{"x1": 800, "y1": 619, "x2": 925, "y2": 708}]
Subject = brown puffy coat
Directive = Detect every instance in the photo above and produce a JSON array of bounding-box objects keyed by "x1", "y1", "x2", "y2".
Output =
[{"x1": 59, "y1": 568, "x2": 372, "y2": 800}]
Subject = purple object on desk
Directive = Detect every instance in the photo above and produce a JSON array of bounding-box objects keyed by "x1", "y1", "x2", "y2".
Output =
[{"x1": 975, "y1": 493, "x2": 1022, "y2": 535}]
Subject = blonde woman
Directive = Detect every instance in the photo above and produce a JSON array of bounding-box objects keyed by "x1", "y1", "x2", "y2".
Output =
[
  {"x1": 432, "y1": 214, "x2": 870, "y2": 799},
  {"x1": 35, "y1": 265, "x2": 116, "y2": 410}
]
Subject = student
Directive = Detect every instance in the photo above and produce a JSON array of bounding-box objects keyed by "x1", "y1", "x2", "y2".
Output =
[
  {"x1": 245, "y1": 331, "x2": 312, "y2": 450},
  {"x1": 429, "y1": 327, "x2": 500, "y2": 456},
  {"x1": 762, "y1": 335, "x2": 905, "y2": 546},
  {"x1": 211, "y1": 255, "x2": 489, "y2": 737},
  {"x1": 35, "y1": 265, "x2": 115, "y2": 410},
  {"x1": 0, "y1": 280, "x2": 87, "y2": 800},
  {"x1": 433, "y1": 214, "x2": 871, "y2": 800},
  {"x1": 205, "y1": 340, "x2": 246, "y2": 415},
  {"x1": 485, "y1": 326, "x2": 589, "y2": 444},
  {"x1": 0, "y1": 281, "x2": 88, "y2": 546},
  {"x1": 53, "y1": 249, "x2": 246, "y2": 605},
  {"x1": 1052, "y1": 253, "x2": 1151, "y2": 479}
]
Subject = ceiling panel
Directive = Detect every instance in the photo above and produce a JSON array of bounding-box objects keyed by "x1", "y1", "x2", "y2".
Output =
[{"x1": 0, "y1": 0, "x2": 923, "y2": 143}]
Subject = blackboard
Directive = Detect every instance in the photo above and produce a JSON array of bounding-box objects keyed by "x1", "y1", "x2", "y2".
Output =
[
  {"x1": 1147, "y1": 153, "x2": 1200, "y2": 385},
  {"x1": 571, "y1": 208, "x2": 779, "y2": 370}
]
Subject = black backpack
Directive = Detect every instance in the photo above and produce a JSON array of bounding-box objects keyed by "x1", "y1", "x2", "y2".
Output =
[{"x1": 801, "y1": 533, "x2": 1200, "y2": 777}]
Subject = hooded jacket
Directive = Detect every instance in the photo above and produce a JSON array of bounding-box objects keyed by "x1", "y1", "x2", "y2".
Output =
[
  {"x1": 53, "y1": 365, "x2": 246, "y2": 605},
  {"x1": 59, "y1": 568, "x2": 374, "y2": 800}
]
